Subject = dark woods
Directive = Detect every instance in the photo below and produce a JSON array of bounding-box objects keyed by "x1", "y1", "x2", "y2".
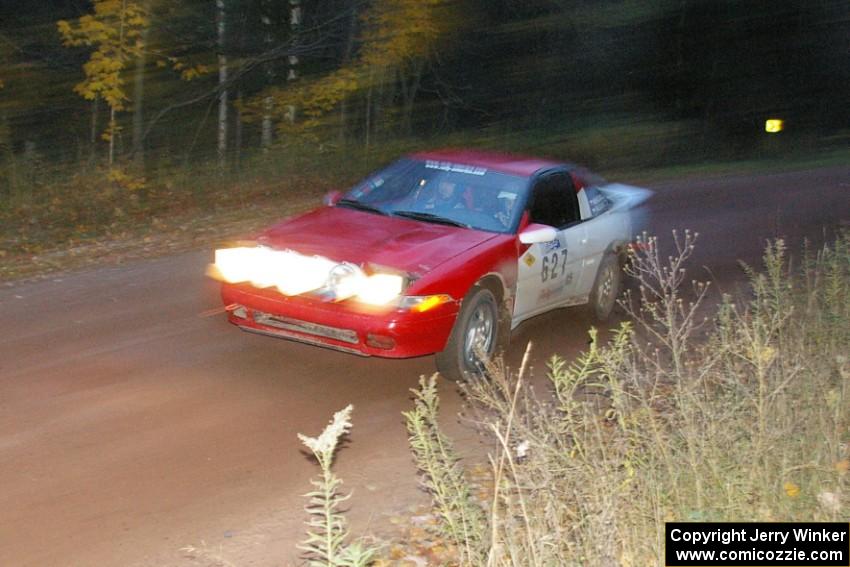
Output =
[{"x1": 0, "y1": 1, "x2": 847, "y2": 169}]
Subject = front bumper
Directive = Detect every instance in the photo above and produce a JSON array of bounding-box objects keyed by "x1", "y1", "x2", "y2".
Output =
[{"x1": 221, "y1": 283, "x2": 459, "y2": 358}]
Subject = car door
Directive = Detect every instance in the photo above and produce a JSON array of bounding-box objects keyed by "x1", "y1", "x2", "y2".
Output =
[
  {"x1": 512, "y1": 171, "x2": 588, "y2": 327},
  {"x1": 572, "y1": 182, "x2": 622, "y2": 295}
]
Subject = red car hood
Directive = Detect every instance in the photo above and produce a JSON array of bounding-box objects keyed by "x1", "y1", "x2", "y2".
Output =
[{"x1": 257, "y1": 206, "x2": 497, "y2": 274}]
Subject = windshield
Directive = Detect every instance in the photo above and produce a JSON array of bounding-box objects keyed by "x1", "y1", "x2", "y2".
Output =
[{"x1": 340, "y1": 158, "x2": 528, "y2": 233}]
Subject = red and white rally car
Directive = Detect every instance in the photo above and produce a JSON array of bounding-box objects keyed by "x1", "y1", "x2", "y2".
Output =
[{"x1": 210, "y1": 149, "x2": 651, "y2": 380}]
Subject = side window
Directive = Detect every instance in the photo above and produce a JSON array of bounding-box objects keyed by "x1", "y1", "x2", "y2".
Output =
[
  {"x1": 584, "y1": 185, "x2": 612, "y2": 217},
  {"x1": 528, "y1": 173, "x2": 580, "y2": 228}
]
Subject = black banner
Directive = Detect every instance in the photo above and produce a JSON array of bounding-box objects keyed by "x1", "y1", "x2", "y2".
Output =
[{"x1": 665, "y1": 522, "x2": 849, "y2": 566}]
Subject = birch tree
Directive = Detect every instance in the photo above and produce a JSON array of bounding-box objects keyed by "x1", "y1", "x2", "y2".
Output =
[
  {"x1": 260, "y1": 0, "x2": 275, "y2": 149},
  {"x1": 286, "y1": 0, "x2": 302, "y2": 124}
]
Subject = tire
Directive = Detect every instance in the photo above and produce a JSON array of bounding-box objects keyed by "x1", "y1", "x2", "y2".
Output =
[
  {"x1": 588, "y1": 254, "x2": 622, "y2": 322},
  {"x1": 436, "y1": 287, "x2": 500, "y2": 382}
]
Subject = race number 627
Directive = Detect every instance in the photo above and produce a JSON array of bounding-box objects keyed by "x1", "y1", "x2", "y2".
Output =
[{"x1": 541, "y1": 249, "x2": 568, "y2": 282}]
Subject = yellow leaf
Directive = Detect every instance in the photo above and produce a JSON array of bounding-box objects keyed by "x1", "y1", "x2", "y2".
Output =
[
  {"x1": 783, "y1": 481, "x2": 800, "y2": 498},
  {"x1": 836, "y1": 459, "x2": 849, "y2": 474}
]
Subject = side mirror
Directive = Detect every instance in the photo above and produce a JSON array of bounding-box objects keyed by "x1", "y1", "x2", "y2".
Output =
[
  {"x1": 324, "y1": 190, "x2": 343, "y2": 206},
  {"x1": 519, "y1": 223, "x2": 558, "y2": 244}
]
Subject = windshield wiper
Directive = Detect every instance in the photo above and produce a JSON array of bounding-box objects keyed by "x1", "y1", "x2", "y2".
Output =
[
  {"x1": 392, "y1": 210, "x2": 470, "y2": 228},
  {"x1": 336, "y1": 198, "x2": 387, "y2": 215}
]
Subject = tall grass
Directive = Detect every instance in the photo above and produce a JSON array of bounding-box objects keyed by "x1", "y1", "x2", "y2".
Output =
[{"x1": 404, "y1": 233, "x2": 850, "y2": 566}]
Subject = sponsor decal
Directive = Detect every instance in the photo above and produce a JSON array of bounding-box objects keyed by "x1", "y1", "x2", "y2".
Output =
[
  {"x1": 524, "y1": 253, "x2": 536, "y2": 267},
  {"x1": 541, "y1": 238, "x2": 562, "y2": 253},
  {"x1": 424, "y1": 160, "x2": 487, "y2": 176}
]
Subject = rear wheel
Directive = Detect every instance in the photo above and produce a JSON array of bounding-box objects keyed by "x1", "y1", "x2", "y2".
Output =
[
  {"x1": 436, "y1": 287, "x2": 500, "y2": 382},
  {"x1": 588, "y1": 254, "x2": 622, "y2": 322}
]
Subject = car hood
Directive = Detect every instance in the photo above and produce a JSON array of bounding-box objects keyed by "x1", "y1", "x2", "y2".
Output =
[{"x1": 257, "y1": 206, "x2": 498, "y2": 274}]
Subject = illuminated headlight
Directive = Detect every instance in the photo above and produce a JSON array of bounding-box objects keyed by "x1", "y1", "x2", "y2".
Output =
[
  {"x1": 325, "y1": 264, "x2": 403, "y2": 305},
  {"x1": 212, "y1": 246, "x2": 405, "y2": 305},
  {"x1": 212, "y1": 246, "x2": 335, "y2": 296},
  {"x1": 355, "y1": 273, "x2": 405, "y2": 305},
  {"x1": 327, "y1": 263, "x2": 366, "y2": 300},
  {"x1": 214, "y1": 247, "x2": 259, "y2": 284},
  {"x1": 275, "y1": 253, "x2": 335, "y2": 295}
]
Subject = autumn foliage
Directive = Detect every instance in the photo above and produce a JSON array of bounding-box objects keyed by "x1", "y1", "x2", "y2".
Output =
[
  {"x1": 244, "y1": 0, "x2": 456, "y2": 138},
  {"x1": 57, "y1": 0, "x2": 148, "y2": 112},
  {"x1": 58, "y1": 0, "x2": 148, "y2": 164}
]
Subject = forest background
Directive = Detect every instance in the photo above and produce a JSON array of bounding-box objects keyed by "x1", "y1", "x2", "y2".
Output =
[{"x1": 0, "y1": 0, "x2": 848, "y2": 269}]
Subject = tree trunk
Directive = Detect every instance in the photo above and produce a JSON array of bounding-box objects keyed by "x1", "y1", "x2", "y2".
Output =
[
  {"x1": 217, "y1": 0, "x2": 228, "y2": 172},
  {"x1": 108, "y1": 0, "x2": 128, "y2": 168},
  {"x1": 132, "y1": 5, "x2": 150, "y2": 165},
  {"x1": 674, "y1": 0, "x2": 687, "y2": 115},
  {"x1": 235, "y1": 90, "x2": 243, "y2": 171},
  {"x1": 402, "y1": 60, "x2": 424, "y2": 134},
  {"x1": 364, "y1": 67, "x2": 374, "y2": 156},
  {"x1": 90, "y1": 97, "x2": 100, "y2": 158},
  {"x1": 286, "y1": 0, "x2": 301, "y2": 123},
  {"x1": 108, "y1": 107, "x2": 116, "y2": 166},
  {"x1": 260, "y1": 0, "x2": 274, "y2": 149},
  {"x1": 374, "y1": 67, "x2": 385, "y2": 142}
]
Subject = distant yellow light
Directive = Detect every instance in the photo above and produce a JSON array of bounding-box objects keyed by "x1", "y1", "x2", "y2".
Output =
[{"x1": 765, "y1": 119, "x2": 784, "y2": 133}]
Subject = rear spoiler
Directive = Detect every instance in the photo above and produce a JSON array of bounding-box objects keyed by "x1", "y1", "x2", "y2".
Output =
[{"x1": 598, "y1": 183, "x2": 653, "y2": 209}]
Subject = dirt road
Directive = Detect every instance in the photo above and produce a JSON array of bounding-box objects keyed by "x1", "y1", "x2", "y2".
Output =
[{"x1": 1, "y1": 166, "x2": 847, "y2": 566}]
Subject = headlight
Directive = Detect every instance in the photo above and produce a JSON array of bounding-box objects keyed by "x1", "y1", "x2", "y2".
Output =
[
  {"x1": 356, "y1": 273, "x2": 404, "y2": 305},
  {"x1": 209, "y1": 246, "x2": 404, "y2": 305},
  {"x1": 324, "y1": 264, "x2": 403, "y2": 305},
  {"x1": 327, "y1": 263, "x2": 366, "y2": 300},
  {"x1": 213, "y1": 247, "x2": 259, "y2": 284},
  {"x1": 212, "y1": 246, "x2": 406, "y2": 304},
  {"x1": 275, "y1": 253, "x2": 336, "y2": 295},
  {"x1": 211, "y1": 246, "x2": 335, "y2": 296}
]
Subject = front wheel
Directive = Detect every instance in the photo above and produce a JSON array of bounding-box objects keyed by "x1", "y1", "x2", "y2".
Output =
[
  {"x1": 588, "y1": 254, "x2": 622, "y2": 322},
  {"x1": 436, "y1": 287, "x2": 500, "y2": 382}
]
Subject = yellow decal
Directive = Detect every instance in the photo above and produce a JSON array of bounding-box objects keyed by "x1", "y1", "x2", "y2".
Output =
[{"x1": 524, "y1": 254, "x2": 536, "y2": 267}]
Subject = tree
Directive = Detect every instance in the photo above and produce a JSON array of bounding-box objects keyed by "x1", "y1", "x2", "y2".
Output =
[
  {"x1": 131, "y1": 0, "x2": 151, "y2": 163},
  {"x1": 216, "y1": 0, "x2": 228, "y2": 171},
  {"x1": 260, "y1": 0, "x2": 276, "y2": 148},
  {"x1": 244, "y1": 0, "x2": 454, "y2": 145},
  {"x1": 58, "y1": 0, "x2": 149, "y2": 166}
]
